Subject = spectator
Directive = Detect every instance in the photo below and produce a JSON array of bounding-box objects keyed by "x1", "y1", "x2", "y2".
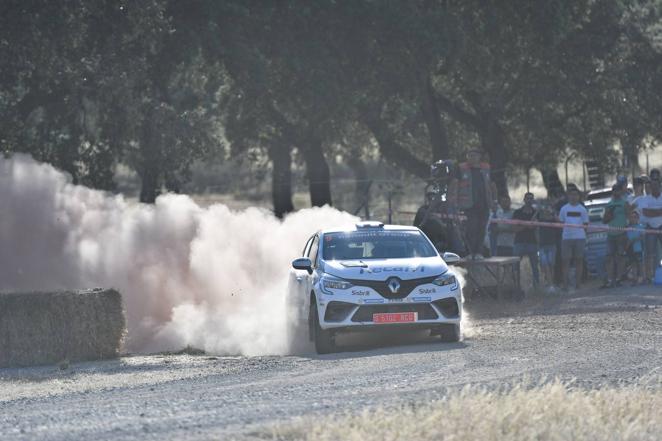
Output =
[
  {"x1": 631, "y1": 176, "x2": 646, "y2": 215},
  {"x1": 651, "y1": 168, "x2": 661, "y2": 181},
  {"x1": 640, "y1": 178, "x2": 662, "y2": 282},
  {"x1": 512, "y1": 192, "x2": 540, "y2": 288},
  {"x1": 538, "y1": 204, "x2": 560, "y2": 293},
  {"x1": 449, "y1": 148, "x2": 496, "y2": 259},
  {"x1": 554, "y1": 183, "x2": 585, "y2": 213},
  {"x1": 626, "y1": 211, "x2": 645, "y2": 285},
  {"x1": 616, "y1": 175, "x2": 633, "y2": 203},
  {"x1": 559, "y1": 187, "x2": 589, "y2": 291},
  {"x1": 602, "y1": 183, "x2": 628, "y2": 288},
  {"x1": 490, "y1": 195, "x2": 515, "y2": 256}
]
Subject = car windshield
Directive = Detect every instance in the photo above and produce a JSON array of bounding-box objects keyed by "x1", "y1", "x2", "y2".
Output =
[{"x1": 322, "y1": 230, "x2": 437, "y2": 260}]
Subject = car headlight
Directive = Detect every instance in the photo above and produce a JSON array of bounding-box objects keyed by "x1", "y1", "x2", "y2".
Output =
[
  {"x1": 432, "y1": 273, "x2": 458, "y2": 290},
  {"x1": 321, "y1": 276, "x2": 353, "y2": 294}
]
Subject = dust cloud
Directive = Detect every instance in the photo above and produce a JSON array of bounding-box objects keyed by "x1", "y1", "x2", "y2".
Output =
[
  {"x1": 450, "y1": 266, "x2": 479, "y2": 339},
  {"x1": 0, "y1": 154, "x2": 357, "y2": 355}
]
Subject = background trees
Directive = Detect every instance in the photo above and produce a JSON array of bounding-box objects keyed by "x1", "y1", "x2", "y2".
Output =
[{"x1": 2, "y1": 0, "x2": 661, "y2": 213}]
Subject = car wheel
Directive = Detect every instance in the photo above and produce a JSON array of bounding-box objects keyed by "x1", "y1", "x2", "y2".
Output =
[
  {"x1": 438, "y1": 323, "x2": 461, "y2": 343},
  {"x1": 310, "y1": 299, "x2": 336, "y2": 354}
]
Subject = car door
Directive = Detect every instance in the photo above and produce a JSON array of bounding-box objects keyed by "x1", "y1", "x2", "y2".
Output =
[
  {"x1": 290, "y1": 235, "x2": 315, "y2": 323},
  {"x1": 303, "y1": 234, "x2": 320, "y2": 298}
]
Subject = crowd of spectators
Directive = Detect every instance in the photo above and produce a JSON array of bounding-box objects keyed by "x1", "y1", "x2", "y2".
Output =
[
  {"x1": 487, "y1": 169, "x2": 662, "y2": 293},
  {"x1": 444, "y1": 147, "x2": 661, "y2": 292}
]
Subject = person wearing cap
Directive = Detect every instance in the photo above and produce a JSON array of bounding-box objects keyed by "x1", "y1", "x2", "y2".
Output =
[
  {"x1": 449, "y1": 148, "x2": 496, "y2": 259},
  {"x1": 650, "y1": 168, "x2": 661, "y2": 181},
  {"x1": 601, "y1": 183, "x2": 629, "y2": 288},
  {"x1": 616, "y1": 175, "x2": 633, "y2": 203},
  {"x1": 639, "y1": 178, "x2": 662, "y2": 282}
]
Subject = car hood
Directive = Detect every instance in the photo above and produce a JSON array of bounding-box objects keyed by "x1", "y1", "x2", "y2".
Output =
[{"x1": 322, "y1": 257, "x2": 448, "y2": 281}]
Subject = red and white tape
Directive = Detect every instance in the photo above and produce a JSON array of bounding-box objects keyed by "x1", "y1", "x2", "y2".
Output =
[{"x1": 397, "y1": 211, "x2": 662, "y2": 235}]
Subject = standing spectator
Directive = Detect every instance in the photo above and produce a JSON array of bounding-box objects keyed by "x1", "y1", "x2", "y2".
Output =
[
  {"x1": 449, "y1": 148, "x2": 496, "y2": 259},
  {"x1": 538, "y1": 204, "x2": 560, "y2": 293},
  {"x1": 554, "y1": 183, "x2": 584, "y2": 212},
  {"x1": 512, "y1": 192, "x2": 540, "y2": 288},
  {"x1": 640, "y1": 178, "x2": 662, "y2": 282},
  {"x1": 651, "y1": 168, "x2": 661, "y2": 181},
  {"x1": 559, "y1": 188, "x2": 589, "y2": 291},
  {"x1": 626, "y1": 211, "x2": 645, "y2": 285},
  {"x1": 490, "y1": 195, "x2": 515, "y2": 256},
  {"x1": 602, "y1": 183, "x2": 629, "y2": 288},
  {"x1": 631, "y1": 176, "x2": 646, "y2": 216},
  {"x1": 616, "y1": 175, "x2": 633, "y2": 203}
]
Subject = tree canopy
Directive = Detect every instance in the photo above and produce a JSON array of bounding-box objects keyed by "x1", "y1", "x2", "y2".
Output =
[{"x1": 2, "y1": 0, "x2": 661, "y2": 212}]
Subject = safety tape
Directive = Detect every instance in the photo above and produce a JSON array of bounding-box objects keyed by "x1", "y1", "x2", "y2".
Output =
[{"x1": 397, "y1": 211, "x2": 662, "y2": 235}]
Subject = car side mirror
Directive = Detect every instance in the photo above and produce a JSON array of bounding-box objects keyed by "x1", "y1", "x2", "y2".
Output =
[
  {"x1": 292, "y1": 257, "x2": 313, "y2": 274},
  {"x1": 442, "y1": 252, "x2": 461, "y2": 264}
]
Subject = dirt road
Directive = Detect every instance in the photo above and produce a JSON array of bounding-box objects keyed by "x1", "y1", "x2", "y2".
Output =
[{"x1": 1, "y1": 286, "x2": 661, "y2": 440}]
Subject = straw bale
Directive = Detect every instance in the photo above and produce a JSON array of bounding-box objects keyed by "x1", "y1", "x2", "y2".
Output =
[{"x1": 0, "y1": 288, "x2": 125, "y2": 368}]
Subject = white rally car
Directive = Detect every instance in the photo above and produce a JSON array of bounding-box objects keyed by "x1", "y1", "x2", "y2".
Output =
[{"x1": 291, "y1": 221, "x2": 462, "y2": 354}]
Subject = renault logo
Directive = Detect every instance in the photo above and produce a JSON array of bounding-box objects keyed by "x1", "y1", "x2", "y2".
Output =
[{"x1": 386, "y1": 277, "x2": 401, "y2": 294}]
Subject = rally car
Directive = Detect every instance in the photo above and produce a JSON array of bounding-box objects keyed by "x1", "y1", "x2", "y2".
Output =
[{"x1": 291, "y1": 221, "x2": 463, "y2": 354}]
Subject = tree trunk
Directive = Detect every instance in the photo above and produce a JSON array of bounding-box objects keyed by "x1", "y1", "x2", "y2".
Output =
[
  {"x1": 480, "y1": 117, "x2": 509, "y2": 198},
  {"x1": 139, "y1": 113, "x2": 161, "y2": 204},
  {"x1": 164, "y1": 171, "x2": 181, "y2": 194},
  {"x1": 268, "y1": 141, "x2": 295, "y2": 218},
  {"x1": 364, "y1": 118, "x2": 429, "y2": 178},
  {"x1": 301, "y1": 139, "x2": 332, "y2": 207},
  {"x1": 622, "y1": 139, "x2": 640, "y2": 179},
  {"x1": 421, "y1": 77, "x2": 450, "y2": 160},
  {"x1": 540, "y1": 167, "x2": 565, "y2": 198},
  {"x1": 139, "y1": 165, "x2": 160, "y2": 203},
  {"x1": 346, "y1": 153, "x2": 371, "y2": 218}
]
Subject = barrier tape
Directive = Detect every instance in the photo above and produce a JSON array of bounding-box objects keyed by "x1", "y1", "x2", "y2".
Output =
[{"x1": 397, "y1": 210, "x2": 662, "y2": 235}]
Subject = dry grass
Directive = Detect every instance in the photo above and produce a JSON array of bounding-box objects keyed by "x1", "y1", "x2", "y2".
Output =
[
  {"x1": 0, "y1": 289, "x2": 125, "y2": 368},
  {"x1": 272, "y1": 379, "x2": 662, "y2": 441}
]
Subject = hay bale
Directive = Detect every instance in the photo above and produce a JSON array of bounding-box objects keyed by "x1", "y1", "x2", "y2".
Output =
[{"x1": 0, "y1": 288, "x2": 125, "y2": 368}]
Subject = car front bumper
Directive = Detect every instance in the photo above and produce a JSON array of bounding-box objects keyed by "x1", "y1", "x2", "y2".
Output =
[{"x1": 315, "y1": 284, "x2": 462, "y2": 331}]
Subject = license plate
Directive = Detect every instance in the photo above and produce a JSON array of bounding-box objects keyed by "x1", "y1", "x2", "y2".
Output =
[{"x1": 373, "y1": 312, "x2": 417, "y2": 324}]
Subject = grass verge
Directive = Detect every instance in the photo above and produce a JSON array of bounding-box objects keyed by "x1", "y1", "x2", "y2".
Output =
[{"x1": 271, "y1": 379, "x2": 661, "y2": 441}]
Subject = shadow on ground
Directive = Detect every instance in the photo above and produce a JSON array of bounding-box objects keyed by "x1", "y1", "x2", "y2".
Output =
[
  {"x1": 465, "y1": 282, "x2": 662, "y2": 320},
  {"x1": 300, "y1": 329, "x2": 468, "y2": 361}
]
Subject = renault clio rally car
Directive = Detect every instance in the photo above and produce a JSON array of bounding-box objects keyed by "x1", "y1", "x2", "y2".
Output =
[{"x1": 291, "y1": 221, "x2": 462, "y2": 354}]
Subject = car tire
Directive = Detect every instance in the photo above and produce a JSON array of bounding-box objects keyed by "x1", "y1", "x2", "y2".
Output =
[
  {"x1": 310, "y1": 299, "x2": 336, "y2": 354},
  {"x1": 438, "y1": 323, "x2": 461, "y2": 343}
]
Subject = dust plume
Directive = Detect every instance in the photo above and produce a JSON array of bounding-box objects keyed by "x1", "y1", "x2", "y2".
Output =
[
  {"x1": 0, "y1": 154, "x2": 357, "y2": 355},
  {"x1": 450, "y1": 265, "x2": 479, "y2": 339}
]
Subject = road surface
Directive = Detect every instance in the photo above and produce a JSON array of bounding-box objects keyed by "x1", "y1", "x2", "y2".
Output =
[{"x1": 1, "y1": 285, "x2": 661, "y2": 440}]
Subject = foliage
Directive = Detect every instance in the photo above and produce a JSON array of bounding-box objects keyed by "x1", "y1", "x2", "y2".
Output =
[{"x1": 1, "y1": 0, "x2": 661, "y2": 206}]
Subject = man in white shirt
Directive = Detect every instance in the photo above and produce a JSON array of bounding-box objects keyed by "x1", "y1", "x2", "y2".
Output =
[
  {"x1": 640, "y1": 178, "x2": 662, "y2": 282},
  {"x1": 559, "y1": 188, "x2": 589, "y2": 290}
]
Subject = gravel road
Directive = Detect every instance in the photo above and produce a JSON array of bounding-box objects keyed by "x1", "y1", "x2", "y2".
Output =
[{"x1": 1, "y1": 285, "x2": 661, "y2": 440}]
